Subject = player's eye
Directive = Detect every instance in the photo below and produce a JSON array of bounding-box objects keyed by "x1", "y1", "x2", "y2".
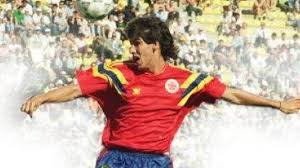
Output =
[{"x1": 132, "y1": 41, "x2": 140, "y2": 47}]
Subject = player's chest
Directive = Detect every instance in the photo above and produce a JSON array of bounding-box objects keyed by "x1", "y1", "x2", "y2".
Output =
[{"x1": 122, "y1": 77, "x2": 184, "y2": 105}]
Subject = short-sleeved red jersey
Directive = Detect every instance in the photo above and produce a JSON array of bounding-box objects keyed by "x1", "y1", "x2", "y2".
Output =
[{"x1": 76, "y1": 61, "x2": 226, "y2": 153}]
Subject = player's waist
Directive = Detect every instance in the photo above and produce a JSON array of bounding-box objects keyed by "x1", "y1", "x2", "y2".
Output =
[
  {"x1": 100, "y1": 146, "x2": 170, "y2": 157},
  {"x1": 103, "y1": 141, "x2": 171, "y2": 155}
]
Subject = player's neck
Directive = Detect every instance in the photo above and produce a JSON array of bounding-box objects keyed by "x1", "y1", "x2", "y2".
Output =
[{"x1": 149, "y1": 56, "x2": 166, "y2": 75}]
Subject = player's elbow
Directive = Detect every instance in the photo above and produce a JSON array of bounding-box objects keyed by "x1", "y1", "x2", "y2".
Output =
[
  {"x1": 222, "y1": 87, "x2": 243, "y2": 105},
  {"x1": 70, "y1": 84, "x2": 82, "y2": 99},
  {"x1": 63, "y1": 84, "x2": 82, "y2": 100}
]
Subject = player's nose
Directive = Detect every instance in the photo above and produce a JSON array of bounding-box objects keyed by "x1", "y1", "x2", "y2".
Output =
[{"x1": 129, "y1": 45, "x2": 136, "y2": 54}]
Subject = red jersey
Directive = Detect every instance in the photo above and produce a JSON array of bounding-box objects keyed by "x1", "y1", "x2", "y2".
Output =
[{"x1": 76, "y1": 61, "x2": 226, "y2": 153}]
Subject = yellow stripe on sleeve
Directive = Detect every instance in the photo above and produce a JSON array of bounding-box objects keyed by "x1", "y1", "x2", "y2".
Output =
[
  {"x1": 104, "y1": 63, "x2": 128, "y2": 85},
  {"x1": 178, "y1": 74, "x2": 214, "y2": 106},
  {"x1": 92, "y1": 66, "x2": 109, "y2": 82}
]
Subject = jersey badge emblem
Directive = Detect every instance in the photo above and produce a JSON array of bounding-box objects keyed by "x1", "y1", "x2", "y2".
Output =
[
  {"x1": 165, "y1": 79, "x2": 179, "y2": 94},
  {"x1": 132, "y1": 87, "x2": 141, "y2": 96}
]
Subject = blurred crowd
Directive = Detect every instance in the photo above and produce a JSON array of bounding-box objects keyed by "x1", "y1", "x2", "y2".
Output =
[
  {"x1": 1, "y1": 0, "x2": 300, "y2": 167},
  {"x1": 0, "y1": 0, "x2": 298, "y2": 95},
  {"x1": 0, "y1": 0, "x2": 299, "y2": 96}
]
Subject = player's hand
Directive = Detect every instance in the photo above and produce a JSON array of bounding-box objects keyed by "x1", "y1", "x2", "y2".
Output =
[
  {"x1": 279, "y1": 98, "x2": 300, "y2": 114},
  {"x1": 20, "y1": 95, "x2": 45, "y2": 118}
]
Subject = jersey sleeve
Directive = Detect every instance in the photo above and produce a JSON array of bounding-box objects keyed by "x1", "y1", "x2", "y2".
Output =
[
  {"x1": 76, "y1": 67, "x2": 110, "y2": 97},
  {"x1": 201, "y1": 77, "x2": 226, "y2": 99},
  {"x1": 76, "y1": 61, "x2": 129, "y2": 97},
  {"x1": 178, "y1": 73, "x2": 226, "y2": 107}
]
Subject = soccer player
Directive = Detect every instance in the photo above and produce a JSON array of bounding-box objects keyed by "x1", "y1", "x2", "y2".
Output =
[{"x1": 21, "y1": 16, "x2": 300, "y2": 168}]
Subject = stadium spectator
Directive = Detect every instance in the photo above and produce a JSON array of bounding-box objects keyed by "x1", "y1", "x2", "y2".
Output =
[
  {"x1": 116, "y1": 12, "x2": 126, "y2": 29},
  {"x1": 185, "y1": 0, "x2": 202, "y2": 16},
  {"x1": 287, "y1": 0, "x2": 300, "y2": 11},
  {"x1": 214, "y1": 39, "x2": 227, "y2": 69},
  {"x1": 107, "y1": 31, "x2": 123, "y2": 59},
  {"x1": 232, "y1": 30, "x2": 244, "y2": 54},
  {"x1": 217, "y1": 5, "x2": 235, "y2": 36},
  {"x1": 53, "y1": 10, "x2": 68, "y2": 35},
  {"x1": 13, "y1": 5, "x2": 25, "y2": 26},
  {"x1": 184, "y1": 18, "x2": 195, "y2": 33},
  {"x1": 198, "y1": 39, "x2": 211, "y2": 59},
  {"x1": 254, "y1": 22, "x2": 270, "y2": 47},
  {"x1": 290, "y1": 33, "x2": 300, "y2": 48},
  {"x1": 23, "y1": 8, "x2": 33, "y2": 30},
  {"x1": 279, "y1": 32, "x2": 290, "y2": 47},
  {"x1": 267, "y1": 0, "x2": 278, "y2": 11},
  {"x1": 124, "y1": 5, "x2": 136, "y2": 23},
  {"x1": 67, "y1": 10, "x2": 82, "y2": 36},
  {"x1": 32, "y1": 8, "x2": 43, "y2": 28},
  {"x1": 267, "y1": 32, "x2": 281, "y2": 50},
  {"x1": 23, "y1": 0, "x2": 33, "y2": 16},
  {"x1": 144, "y1": 6, "x2": 155, "y2": 17},
  {"x1": 193, "y1": 28, "x2": 207, "y2": 43},
  {"x1": 253, "y1": 0, "x2": 268, "y2": 20},
  {"x1": 166, "y1": 0, "x2": 179, "y2": 21},
  {"x1": 101, "y1": 14, "x2": 117, "y2": 39},
  {"x1": 217, "y1": 20, "x2": 230, "y2": 36},
  {"x1": 232, "y1": 12, "x2": 243, "y2": 31},
  {"x1": 58, "y1": 1, "x2": 68, "y2": 16},
  {"x1": 169, "y1": 17, "x2": 185, "y2": 35},
  {"x1": 287, "y1": 9, "x2": 300, "y2": 30},
  {"x1": 33, "y1": 0, "x2": 42, "y2": 13},
  {"x1": 65, "y1": 1, "x2": 76, "y2": 18},
  {"x1": 41, "y1": 10, "x2": 51, "y2": 30},
  {"x1": 154, "y1": 2, "x2": 169, "y2": 22}
]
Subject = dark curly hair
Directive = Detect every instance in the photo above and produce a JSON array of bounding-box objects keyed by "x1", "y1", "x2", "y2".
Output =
[{"x1": 125, "y1": 16, "x2": 178, "y2": 61}]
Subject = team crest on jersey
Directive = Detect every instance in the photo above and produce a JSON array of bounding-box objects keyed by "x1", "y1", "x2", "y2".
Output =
[
  {"x1": 165, "y1": 79, "x2": 179, "y2": 93},
  {"x1": 132, "y1": 87, "x2": 141, "y2": 96}
]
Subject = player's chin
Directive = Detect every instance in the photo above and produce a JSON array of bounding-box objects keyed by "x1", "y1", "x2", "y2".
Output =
[
  {"x1": 135, "y1": 64, "x2": 144, "y2": 70},
  {"x1": 135, "y1": 63, "x2": 148, "y2": 71},
  {"x1": 132, "y1": 57, "x2": 143, "y2": 68}
]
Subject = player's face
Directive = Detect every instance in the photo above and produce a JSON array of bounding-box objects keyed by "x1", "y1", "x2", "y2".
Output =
[{"x1": 130, "y1": 38, "x2": 156, "y2": 71}]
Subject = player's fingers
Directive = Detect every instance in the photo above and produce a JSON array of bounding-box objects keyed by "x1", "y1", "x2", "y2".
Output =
[
  {"x1": 21, "y1": 103, "x2": 26, "y2": 112},
  {"x1": 21, "y1": 101, "x2": 27, "y2": 112},
  {"x1": 22, "y1": 100, "x2": 30, "y2": 112},
  {"x1": 25, "y1": 101, "x2": 32, "y2": 114},
  {"x1": 22, "y1": 101, "x2": 29, "y2": 111},
  {"x1": 29, "y1": 101, "x2": 37, "y2": 113}
]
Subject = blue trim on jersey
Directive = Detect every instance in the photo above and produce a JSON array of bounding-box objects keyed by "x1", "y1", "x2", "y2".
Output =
[
  {"x1": 98, "y1": 64, "x2": 126, "y2": 94},
  {"x1": 181, "y1": 73, "x2": 207, "y2": 98}
]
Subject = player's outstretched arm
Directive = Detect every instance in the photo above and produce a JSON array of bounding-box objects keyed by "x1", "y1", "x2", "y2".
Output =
[
  {"x1": 221, "y1": 87, "x2": 300, "y2": 114},
  {"x1": 21, "y1": 84, "x2": 82, "y2": 117}
]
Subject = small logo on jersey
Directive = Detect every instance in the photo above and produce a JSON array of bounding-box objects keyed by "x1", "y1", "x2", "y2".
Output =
[
  {"x1": 165, "y1": 79, "x2": 179, "y2": 93},
  {"x1": 132, "y1": 87, "x2": 141, "y2": 95}
]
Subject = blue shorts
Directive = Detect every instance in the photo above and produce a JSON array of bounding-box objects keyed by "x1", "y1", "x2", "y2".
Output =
[{"x1": 95, "y1": 148, "x2": 173, "y2": 168}]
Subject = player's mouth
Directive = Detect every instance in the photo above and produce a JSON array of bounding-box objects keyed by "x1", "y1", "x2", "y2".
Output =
[{"x1": 132, "y1": 55, "x2": 141, "y2": 65}]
